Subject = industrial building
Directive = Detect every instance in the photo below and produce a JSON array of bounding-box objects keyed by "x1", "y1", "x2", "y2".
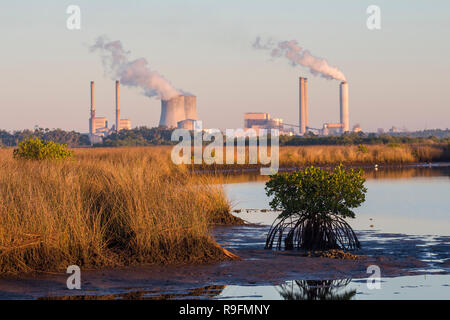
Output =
[
  {"x1": 243, "y1": 112, "x2": 290, "y2": 135},
  {"x1": 89, "y1": 80, "x2": 131, "y2": 143},
  {"x1": 321, "y1": 123, "x2": 344, "y2": 136},
  {"x1": 177, "y1": 119, "x2": 197, "y2": 130},
  {"x1": 159, "y1": 94, "x2": 199, "y2": 129}
]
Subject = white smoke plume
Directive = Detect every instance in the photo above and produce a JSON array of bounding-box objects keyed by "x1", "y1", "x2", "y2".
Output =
[
  {"x1": 253, "y1": 36, "x2": 346, "y2": 81},
  {"x1": 90, "y1": 36, "x2": 185, "y2": 100}
]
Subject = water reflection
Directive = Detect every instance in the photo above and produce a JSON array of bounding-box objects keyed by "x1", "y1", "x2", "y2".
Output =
[
  {"x1": 277, "y1": 279, "x2": 357, "y2": 300},
  {"x1": 38, "y1": 285, "x2": 226, "y2": 300},
  {"x1": 216, "y1": 164, "x2": 450, "y2": 184}
]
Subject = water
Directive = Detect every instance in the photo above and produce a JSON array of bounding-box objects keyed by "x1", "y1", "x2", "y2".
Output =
[
  {"x1": 218, "y1": 275, "x2": 450, "y2": 300},
  {"x1": 223, "y1": 166, "x2": 450, "y2": 236},
  {"x1": 218, "y1": 166, "x2": 450, "y2": 300}
]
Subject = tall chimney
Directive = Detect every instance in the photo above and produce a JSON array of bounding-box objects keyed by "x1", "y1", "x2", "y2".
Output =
[
  {"x1": 304, "y1": 78, "x2": 308, "y2": 132},
  {"x1": 340, "y1": 81, "x2": 349, "y2": 133},
  {"x1": 115, "y1": 80, "x2": 120, "y2": 133},
  {"x1": 299, "y1": 77, "x2": 308, "y2": 134},
  {"x1": 90, "y1": 81, "x2": 96, "y2": 135}
]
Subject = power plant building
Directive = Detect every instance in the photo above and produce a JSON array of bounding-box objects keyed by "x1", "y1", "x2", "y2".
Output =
[
  {"x1": 177, "y1": 119, "x2": 197, "y2": 130},
  {"x1": 244, "y1": 112, "x2": 285, "y2": 134},
  {"x1": 117, "y1": 119, "x2": 131, "y2": 131}
]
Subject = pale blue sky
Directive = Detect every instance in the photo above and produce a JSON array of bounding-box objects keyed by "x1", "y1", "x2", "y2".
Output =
[{"x1": 0, "y1": 0, "x2": 449, "y2": 132}]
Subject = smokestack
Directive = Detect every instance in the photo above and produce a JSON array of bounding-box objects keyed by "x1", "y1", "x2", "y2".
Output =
[
  {"x1": 115, "y1": 80, "x2": 120, "y2": 133},
  {"x1": 304, "y1": 78, "x2": 308, "y2": 131},
  {"x1": 299, "y1": 77, "x2": 308, "y2": 134},
  {"x1": 184, "y1": 96, "x2": 198, "y2": 120},
  {"x1": 90, "y1": 81, "x2": 96, "y2": 134},
  {"x1": 340, "y1": 81, "x2": 349, "y2": 133},
  {"x1": 159, "y1": 95, "x2": 186, "y2": 128}
]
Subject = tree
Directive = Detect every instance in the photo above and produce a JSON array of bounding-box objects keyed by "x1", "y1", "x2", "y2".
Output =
[{"x1": 264, "y1": 165, "x2": 367, "y2": 251}]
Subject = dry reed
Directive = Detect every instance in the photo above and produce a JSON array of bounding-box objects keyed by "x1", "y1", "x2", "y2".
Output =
[{"x1": 0, "y1": 148, "x2": 239, "y2": 275}]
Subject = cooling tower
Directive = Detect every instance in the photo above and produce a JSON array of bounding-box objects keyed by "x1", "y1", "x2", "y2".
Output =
[
  {"x1": 340, "y1": 81, "x2": 349, "y2": 133},
  {"x1": 184, "y1": 95, "x2": 198, "y2": 120},
  {"x1": 299, "y1": 77, "x2": 308, "y2": 134},
  {"x1": 159, "y1": 95, "x2": 186, "y2": 128}
]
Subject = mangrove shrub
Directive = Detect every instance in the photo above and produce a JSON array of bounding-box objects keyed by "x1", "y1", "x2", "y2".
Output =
[{"x1": 265, "y1": 165, "x2": 367, "y2": 251}]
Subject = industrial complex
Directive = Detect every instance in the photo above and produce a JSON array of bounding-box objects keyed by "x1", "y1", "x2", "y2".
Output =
[
  {"x1": 243, "y1": 77, "x2": 356, "y2": 136},
  {"x1": 87, "y1": 75, "x2": 358, "y2": 142},
  {"x1": 297, "y1": 77, "x2": 352, "y2": 136},
  {"x1": 89, "y1": 81, "x2": 131, "y2": 143}
]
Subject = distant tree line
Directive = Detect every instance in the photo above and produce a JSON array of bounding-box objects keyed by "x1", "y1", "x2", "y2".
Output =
[
  {"x1": 1, "y1": 127, "x2": 449, "y2": 148},
  {"x1": 95, "y1": 127, "x2": 176, "y2": 147},
  {"x1": 279, "y1": 131, "x2": 450, "y2": 146},
  {"x1": 0, "y1": 128, "x2": 90, "y2": 147}
]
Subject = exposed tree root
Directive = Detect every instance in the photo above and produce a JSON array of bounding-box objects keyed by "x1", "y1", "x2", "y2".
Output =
[{"x1": 265, "y1": 214, "x2": 360, "y2": 251}]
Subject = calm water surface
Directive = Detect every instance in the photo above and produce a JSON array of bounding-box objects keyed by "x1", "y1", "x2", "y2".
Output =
[
  {"x1": 223, "y1": 166, "x2": 450, "y2": 236},
  {"x1": 218, "y1": 166, "x2": 450, "y2": 300}
]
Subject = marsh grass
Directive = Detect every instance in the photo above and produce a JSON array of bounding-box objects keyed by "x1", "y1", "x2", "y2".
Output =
[
  {"x1": 191, "y1": 144, "x2": 449, "y2": 171},
  {"x1": 0, "y1": 148, "x2": 239, "y2": 275}
]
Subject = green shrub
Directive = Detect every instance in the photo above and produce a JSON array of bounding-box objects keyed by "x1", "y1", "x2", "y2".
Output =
[
  {"x1": 265, "y1": 165, "x2": 367, "y2": 251},
  {"x1": 357, "y1": 144, "x2": 368, "y2": 153},
  {"x1": 13, "y1": 138, "x2": 73, "y2": 160}
]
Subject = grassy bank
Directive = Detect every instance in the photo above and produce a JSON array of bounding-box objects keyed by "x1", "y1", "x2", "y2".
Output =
[
  {"x1": 0, "y1": 148, "x2": 240, "y2": 275},
  {"x1": 185, "y1": 143, "x2": 450, "y2": 172},
  {"x1": 277, "y1": 144, "x2": 449, "y2": 166}
]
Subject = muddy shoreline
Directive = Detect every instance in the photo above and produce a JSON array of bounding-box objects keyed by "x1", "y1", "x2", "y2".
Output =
[
  {"x1": 1, "y1": 225, "x2": 447, "y2": 300},
  {"x1": 0, "y1": 248, "x2": 429, "y2": 300}
]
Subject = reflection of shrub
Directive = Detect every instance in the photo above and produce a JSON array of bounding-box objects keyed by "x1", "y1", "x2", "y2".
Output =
[
  {"x1": 277, "y1": 279, "x2": 356, "y2": 300},
  {"x1": 265, "y1": 165, "x2": 366, "y2": 251},
  {"x1": 13, "y1": 138, "x2": 73, "y2": 160}
]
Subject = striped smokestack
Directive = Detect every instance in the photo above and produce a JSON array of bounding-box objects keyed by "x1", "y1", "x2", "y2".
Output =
[
  {"x1": 340, "y1": 81, "x2": 349, "y2": 133},
  {"x1": 90, "y1": 81, "x2": 96, "y2": 134},
  {"x1": 299, "y1": 77, "x2": 308, "y2": 134},
  {"x1": 115, "y1": 80, "x2": 120, "y2": 133}
]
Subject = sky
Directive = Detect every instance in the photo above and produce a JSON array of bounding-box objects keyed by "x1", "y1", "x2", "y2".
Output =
[{"x1": 0, "y1": 0, "x2": 449, "y2": 133}]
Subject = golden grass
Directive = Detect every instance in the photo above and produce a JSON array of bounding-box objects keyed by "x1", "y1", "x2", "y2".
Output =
[
  {"x1": 189, "y1": 144, "x2": 448, "y2": 171},
  {"x1": 0, "y1": 147, "x2": 240, "y2": 275},
  {"x1": 278, "y1": 144, "x2": 448, "y2": 167}
]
